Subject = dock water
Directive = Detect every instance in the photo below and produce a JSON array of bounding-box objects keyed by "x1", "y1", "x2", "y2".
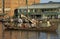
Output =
[{"x1": 0, "y1": 22, "x2": 60, "y2": 39}]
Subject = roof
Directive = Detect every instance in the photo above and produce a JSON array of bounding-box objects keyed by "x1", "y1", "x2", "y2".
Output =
[
  {"x1": 18, "y1": 5, "x2": 60, "y2": 9},
  {"x1": 33, "y1": 1, "x2": 60, "y2": 5},
  {"x1": 18, "y1": 1, "x2": 60, "y2": 9}
]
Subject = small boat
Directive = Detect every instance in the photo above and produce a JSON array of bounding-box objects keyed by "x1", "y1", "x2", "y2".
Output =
[
  {"x1": 0, "y1": 13, "x2": 58, "y2": 31},
  {"x1": 3, "y1": 19, "x2": 58, "y2": 32}
]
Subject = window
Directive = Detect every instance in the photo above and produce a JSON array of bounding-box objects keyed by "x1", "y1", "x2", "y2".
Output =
[
  {"x1": 19, "y1": 9, "x2": 27, "y2": 13},
  {"x1": 30, "y1": 9, "x2": 33, "y2": 12},
  {"x1": 24, "y1": 9, "x2": 27, "y2": 12},
  {"x1": 35, "y1": 9, "x2": 37, "y2": 12}
]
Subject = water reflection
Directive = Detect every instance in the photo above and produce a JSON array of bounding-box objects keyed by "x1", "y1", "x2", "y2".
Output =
[{"x1": 3, "y1": 30, "x2": 59, "y2": 39}]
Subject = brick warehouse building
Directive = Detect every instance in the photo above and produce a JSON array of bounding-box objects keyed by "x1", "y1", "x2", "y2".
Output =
[{"x1": 0, "y1": 0, "x2": 40, "y2": 17}]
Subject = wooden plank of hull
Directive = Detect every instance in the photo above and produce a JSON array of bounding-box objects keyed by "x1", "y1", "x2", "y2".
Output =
[{"x1": 4, "y1": 24, "x2": 58, "y2": 32}]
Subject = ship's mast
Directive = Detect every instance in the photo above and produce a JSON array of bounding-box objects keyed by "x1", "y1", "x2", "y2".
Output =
[
  {"x1": 2, "y1": 0, "x2": 5, "y2": 14},
  {"x1": 26, "y1": 0, "x2": 28, "y2": 16},
  {"x1": 34, "y1": 0, "x2": 35, "y2": 4},
  {"x1": 2, "y1": 0, "x2": 5, "y2": 39}
]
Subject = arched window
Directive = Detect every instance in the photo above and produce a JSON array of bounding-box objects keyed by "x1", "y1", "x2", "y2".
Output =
[{"x1": 14, "y1": 9, "x2": 18, "y2": 18}]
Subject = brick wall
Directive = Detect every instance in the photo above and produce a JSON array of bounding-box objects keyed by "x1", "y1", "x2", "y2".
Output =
[{"x1": 0, "y1": 0, "x2": 40, "y2": 17}]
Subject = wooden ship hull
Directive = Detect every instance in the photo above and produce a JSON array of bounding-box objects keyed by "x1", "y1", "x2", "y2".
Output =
[
  {"x1": 4, "y1": 21, "x2": 58, "y2": 32},
  {"x1": 5, "y1": 25, "x2": 57, "y2": 32}
]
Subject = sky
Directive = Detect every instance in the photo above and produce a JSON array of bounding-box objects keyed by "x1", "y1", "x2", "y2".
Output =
[{"x1": 40, "y1": 0, "x2": 60, "y2": 3}]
